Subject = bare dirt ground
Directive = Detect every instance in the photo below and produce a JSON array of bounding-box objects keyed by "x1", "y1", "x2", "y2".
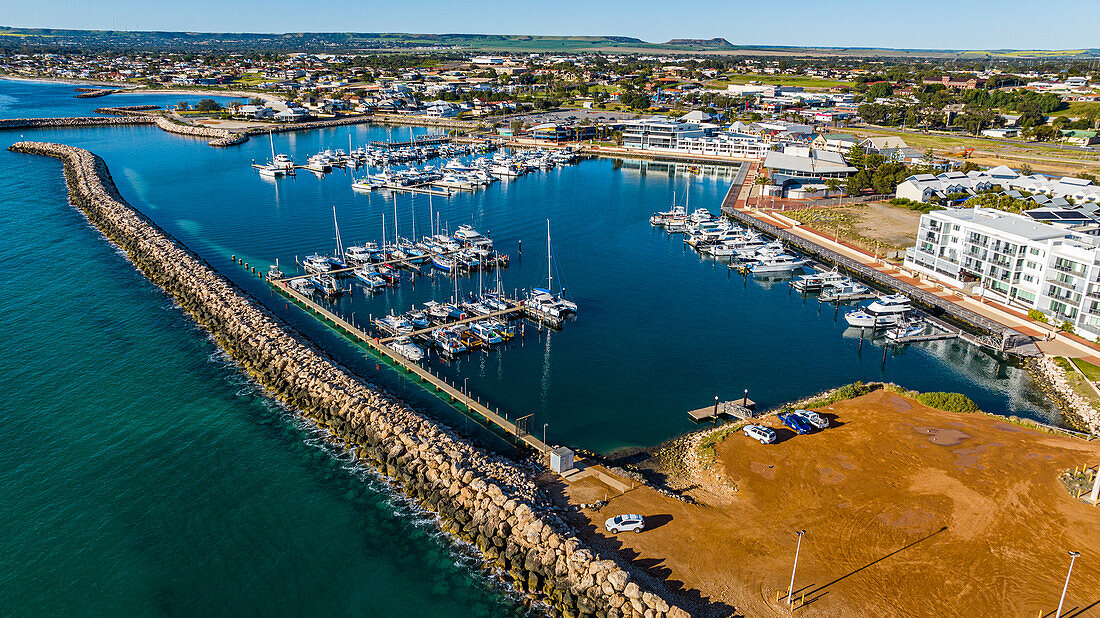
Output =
[
  {"x1": 551, "y1": 390, "x2": 1100, "y2": 617},
  {"x1": 849, "y1": 203, "x2": 922, "y2": 248}
]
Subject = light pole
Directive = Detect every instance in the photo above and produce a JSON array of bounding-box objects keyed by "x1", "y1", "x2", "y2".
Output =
[
  {"x1": 787, "y1": 530, "x2": 806, "y2": 606},
  {"x1": 1056, "y1": 551, "x2": 1081, "y2": 618},
  {"x1": 463, "y1": 377, "x2": 468, "y2": 400},
  {"x1": 543, "y1": 423, "x2": 549, "y2": 444}
]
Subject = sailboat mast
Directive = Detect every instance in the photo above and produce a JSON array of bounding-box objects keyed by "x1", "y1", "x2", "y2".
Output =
[
  {"x1": 382, "y1": 212, "x2": 386, "y2": 251},
  {"x1": 332, "y1": 205, "x2": 343, "y2": 258},
  {"x1": 547, "y1": 219, "x2": 553, "y2": 290},
  {"x1": 428, "y1": 194, "x2": 434, "y2": 238},
  {"x1": 393, "y1": 195, "x2": 399, "y2": 245},
  {"x1": 269, "y1": 130, "x2": 275, "y2": 162}
]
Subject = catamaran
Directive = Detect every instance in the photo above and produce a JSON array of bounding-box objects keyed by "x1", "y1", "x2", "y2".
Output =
[{"x1": 525, "y1": 220, "x2": 578, "y2": 320}]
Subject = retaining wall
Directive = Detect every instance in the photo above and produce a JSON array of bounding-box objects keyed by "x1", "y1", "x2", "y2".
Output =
[{"x1": 9, "y1": 141, "x2": 688, "y2": 618}]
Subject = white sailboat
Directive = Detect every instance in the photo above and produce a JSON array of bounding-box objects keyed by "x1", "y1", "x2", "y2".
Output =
[{"x1": 525, "y1": 220, "x2": 578, "y2": 319}]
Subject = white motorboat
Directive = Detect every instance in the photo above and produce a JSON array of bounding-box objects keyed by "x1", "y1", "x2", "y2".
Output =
[
  {"x1": 302, "y1": 253, "x2": 332, "y2": 274},
  {"x1": 844, "y1": 310, "x2": 901, "y2": 329},
  {"x1": 819, "y1": 281, "x2": 869, "y2": 302},
  {"x1": 390, "y1": 336, "x2": 426, "y2": 361},
  {"x1": 748, "y1": 253, "x2": 809, "y2": 274},
  {"x1": 865, "y1": 294, "x2": 912, "y2": 316},
  {"x1": 470, "y1": 321, "x2": 503, "y2": 345}
]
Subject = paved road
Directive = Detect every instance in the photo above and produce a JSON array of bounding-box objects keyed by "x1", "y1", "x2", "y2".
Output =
[{"x1": 850, "y1": 123, "x2": 1099, "y2": 154}]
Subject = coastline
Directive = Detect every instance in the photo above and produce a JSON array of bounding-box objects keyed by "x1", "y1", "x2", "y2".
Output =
[{"x1": 9, "y1": 141, "x2": 690, "y2": 618}]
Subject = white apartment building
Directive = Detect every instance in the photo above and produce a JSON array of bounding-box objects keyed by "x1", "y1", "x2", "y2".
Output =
[
  {"x1": 620, "y1": 117, "x2": 709, "y2": 151},
  {"x1": 904, "y1": 207, "x2": 1100, "y2": 335}
]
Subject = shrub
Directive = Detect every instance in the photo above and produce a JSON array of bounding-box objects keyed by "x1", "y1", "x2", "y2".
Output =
[
  {"x1": 802, "y1": 381, "x2": 879, "y2": 409},
  {"x1": 915, "y1": 391, "x2": 980, "y2": 414},
  {"x1": 1027, "y1": 309, "x2": 1048, "y2": 323},
  {"x1": 1059, "y1": 320, "x2": 1075, "y2": 334}
]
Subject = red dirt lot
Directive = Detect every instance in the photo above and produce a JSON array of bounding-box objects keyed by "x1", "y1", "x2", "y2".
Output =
[{"x1": 561, "y1": 390, "x2": 1100, "y2": 617}]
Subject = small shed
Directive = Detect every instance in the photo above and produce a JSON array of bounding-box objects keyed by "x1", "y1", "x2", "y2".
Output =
[{"x1": 549, "y1": 447, "x2": 574, "y2": 473}]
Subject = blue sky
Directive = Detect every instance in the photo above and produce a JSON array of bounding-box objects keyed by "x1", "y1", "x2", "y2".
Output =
[{"x1": 4, "y1": 0, "x2": 1097, "y2": 50}]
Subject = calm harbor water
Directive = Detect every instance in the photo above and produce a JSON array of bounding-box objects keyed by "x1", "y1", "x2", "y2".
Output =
[
  {"x1": 0, "y1": 78, "x2": 1059, "y2": 612},
  {"x1": 0, "y1": 77, "x2": 248, "y2": 118}
]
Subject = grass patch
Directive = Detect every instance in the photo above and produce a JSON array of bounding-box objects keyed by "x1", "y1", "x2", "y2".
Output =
[
  {"x1": 1070, "y1": 358, "x2": 1100, "y2": 381},
  {"x1": 915, "y1": 391, "x2": 981, "y2": 414},
  {"x1": 696, "y1": 422, "x2": 746, "y2": 463}
]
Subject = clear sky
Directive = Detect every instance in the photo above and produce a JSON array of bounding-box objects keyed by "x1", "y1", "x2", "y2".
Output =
[{"x1": 4, "y1": 0, "x2": 1097, "y2": 50}]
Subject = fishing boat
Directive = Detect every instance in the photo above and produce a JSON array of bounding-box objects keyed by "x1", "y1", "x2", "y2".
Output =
[
  {"x1": 389, "y1": 336, "x2": 426, "y2": 362},
  {"x1": 353, "y1": 266, "x2": 387, "y2": 291},
  {"x1": 288, "y1": 277, "x2": 313, "y2": 295},
  {"x1": 791, "y1": 270, "x2": 846, "y2": 292},
  {"x1": 423, "y1": 301, "x2": 452, "y2": 323},
  {"x1": 375, "y1": 312, "x2": 414, "y2": 335},
  {"x1": 486, "y1": 318, "x2": 515, "y2": 340},
  {"x1": 302, "y1": 254, "x2": 332, "y2": 274},
  {"x1": 886, "y1": 321, "x2": 927, "y2": 341},
  {"x1": 266, "y1": 259, "x2": 285, "y2": 281},
  {"x1": 310, "y1": 274, "x2": 345, "y2": 297},
  {"x1": 431, "y1": 327, "x2": 467, "y2": 355},
  {"x1": 405, "y1": 310, "x2": 431, "y2": 330},
  {"x1": 470, "y1": 321, "x2": 503, "y2": 345}
]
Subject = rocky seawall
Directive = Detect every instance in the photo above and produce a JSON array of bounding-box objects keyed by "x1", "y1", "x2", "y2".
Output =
[
  {"x1": 0, "y1": 116, "x2": 154, "y2": 130},
  {"x1": 9, "y1": 141, "x2": 688, "y2": 618},
  {"x1": 94, "y1": 104, "x2": 162, "y2": 115},
  {"x1": 152, "y1": 117, "x2": 248, "y2": 147}
]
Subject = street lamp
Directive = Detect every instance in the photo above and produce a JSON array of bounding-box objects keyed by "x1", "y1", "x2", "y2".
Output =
[
  {"x1": 787, "y1": 530, "x2": 806, "y2": 606},
  {"x1": 543, "y1": 423, "x2": 549, "y2": 444},
  {"x1": 1056, "y1": 551, "x2": 1081, "y2": 618},
  {"x1": 463, "y1": 377, "x2": 468, "y2": 398}
]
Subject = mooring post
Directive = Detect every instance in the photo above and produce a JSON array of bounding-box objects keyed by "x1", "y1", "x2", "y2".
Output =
[{"x1": 859, "y1": 327, "x2": 865, "y2": 353}]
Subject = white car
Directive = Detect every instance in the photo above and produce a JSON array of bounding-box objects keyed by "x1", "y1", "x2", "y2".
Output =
[
  {"x1": 743, "y1": 424, "x2": 777, "y2": 444},
  {"x1": 794, "y1": 409, "x2": 829, "y2": 430},
  {"x1": 605, "y1": 514, "x2": 645, "y2": 534}
]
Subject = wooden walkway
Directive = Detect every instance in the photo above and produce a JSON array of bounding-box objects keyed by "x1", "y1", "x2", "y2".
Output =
[{"x1": 270, "y1": 278, "x2": 552, "y2": 454}]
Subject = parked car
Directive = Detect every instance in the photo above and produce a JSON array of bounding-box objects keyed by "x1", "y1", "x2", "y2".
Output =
[
  {"x1": 605, "y1": 514, "x2": 645, "y2": 534},
  {"x1": 743, "y1": 424, "x2": 776, "y2": 444},
  {"x1": 794, "y1": 409, "x2": 829, "y2": 430},
  {"x1": 778, "y1": 412, "x2": 813, "y2": 435}
]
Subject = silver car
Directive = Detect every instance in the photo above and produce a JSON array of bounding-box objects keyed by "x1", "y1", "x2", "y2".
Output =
[
  {"x1": 794, "y1": 409, "x2": 829, "y2": 430},
  {"x1": 605, "y1": 514, "x2": 645, "y2": 534},
  {"x1": 743, "y1": 424, "x2": 776, "y2": 444}
]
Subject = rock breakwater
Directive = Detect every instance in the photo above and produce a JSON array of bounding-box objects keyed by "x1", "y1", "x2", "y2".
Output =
[
  {"x1": 9, "y1": 141, "x2": 688, "y2": 618},
  {"x1": 0, "y1": 116, "x2": 154, "y2": 130}
]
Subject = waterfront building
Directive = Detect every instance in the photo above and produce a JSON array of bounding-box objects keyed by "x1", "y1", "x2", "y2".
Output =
[
  {"x1": 620, "y1": 116, "x2": 711, "y2": 151},
  {"x1": 904, "y1": 207, "x2": 1100, "y2": 335},
  {"x1": 761, "y1": 146, "x2": 857, "y2": 194}
]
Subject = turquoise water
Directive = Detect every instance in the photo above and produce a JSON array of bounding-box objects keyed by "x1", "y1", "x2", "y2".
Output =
[
  {"x1": 0, "y1": 85, "x2": 528, "y2": 615},
  {"x1": 0, "y1": 78, "x2": 247, "y2": 118},
  {"x1": 0, "y1": 79, "x2": 1059, "y2": 612}
]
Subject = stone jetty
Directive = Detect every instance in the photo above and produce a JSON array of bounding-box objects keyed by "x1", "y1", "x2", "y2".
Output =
[
  {"x1": 74, "y1": 88, "x2": 118, "y2": 98},
  {"x1": 9, "y1": 141, "x2": 688, "y2": 618},
  {"x1": 0, "y1": 116, "x2": 155, "y2": 130}
]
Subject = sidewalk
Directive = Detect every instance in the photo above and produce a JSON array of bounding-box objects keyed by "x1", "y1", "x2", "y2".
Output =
[{"x1": 742, "y1": 207, "x2": 1100, "y2": 362}]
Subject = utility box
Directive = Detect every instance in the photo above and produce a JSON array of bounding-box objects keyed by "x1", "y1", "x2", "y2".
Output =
[{"x1": 549, "y1": 447, "x2": 574, "y2": 473}]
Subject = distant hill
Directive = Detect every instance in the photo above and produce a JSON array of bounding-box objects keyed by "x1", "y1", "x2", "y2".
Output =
[
  {"x1": 0, "y1": 27, "x2": 1097, "y2": 58},
  {"x1": 664, "y1": 38, "x2": 734, "y2": 48}
]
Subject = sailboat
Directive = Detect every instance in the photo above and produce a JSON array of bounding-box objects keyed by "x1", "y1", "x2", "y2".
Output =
[
  {"x1": 328, "y1": 205, "x2": 347, "y2": 269},
  {"x1": 524, "y1": 220, "x2": 578, "y2": 320}
]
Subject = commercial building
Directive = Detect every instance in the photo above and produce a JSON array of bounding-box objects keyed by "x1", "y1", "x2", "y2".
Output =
[
  {"x1": 762, "y1": 146, "x2": 857, "y2": 194},
  {"x1": 904, "y1": 207, "x2": 1100, "y2": 336}
]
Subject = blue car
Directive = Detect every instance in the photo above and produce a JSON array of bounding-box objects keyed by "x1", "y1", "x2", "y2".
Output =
[{"x1": 778, "y1": 412, "x2": 813, "y2": 435}]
